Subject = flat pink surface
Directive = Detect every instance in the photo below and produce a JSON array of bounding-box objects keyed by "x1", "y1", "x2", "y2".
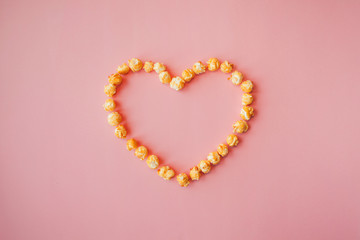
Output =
[{"x1": 1, "y1": 0, "x2": 360, "y2": 239}]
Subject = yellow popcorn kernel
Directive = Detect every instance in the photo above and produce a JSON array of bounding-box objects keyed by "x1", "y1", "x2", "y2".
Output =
[
  {"x1": 182, "y1": 68, "x2": 195, "y2": 82},
  {"x1": 228, "y1": 71, "x2": 243, "y2": 85},
  {"x1": 232, "y1": 120, "x2": 249, "y2": 133},
  {"x1": 220, "y1": 61, "x2": 233, "y2": 73},
  {"x1": 134, "y1": 146, "x2": 148, "y2": 160},
  {"x1": 207, "y1": 151, "x2": 221, "y2": 165},
  {"x1": 217, "y1": 144, "x2": 229, "y2": 157},
  {"x1": 143, "y1": 61, "x2": 154, "y2": 73},
  {"x1": 177, "y1": 173, "x2": 190, "y2": 187},
  {"x1": 114, "y1": 125, "x2": 127, "y2": 139},
  {"x1": 198, "y1": 160, "x2": 211, "y2": 174},
  {"x1": 128, "y1": 58, "x2": 143, "y2": 72},
  {"x1": 107, "y1": 112, "x2": 122, "y2": 126},
  {"x1": 158, "y1": 166, "x2": 175, "y2": 180},
  {"x1": 146, "y1": 155, "x2": 160, "y2": 169},
  {"x1": 126, "y1": 139, "x2": 138, "y2": 151},
  {"x1": 104, "y1": 84, "x2": 116, "y2": 97},
  {"x1": 103, "y1": 99, "x2": 116, "y2": 112},
  {"x1": 153, "y1": 62, "x2": 166, "y2": 73},
  {"x1": 226, "y1": 134, "x2": 239, "y2": 147},
  {"x1": 192, "y1": 61, "x2": 206, "y2": 74},
  {"x1": 240, "y1": 106, "x2": 254, "y2": 121},
  {"x1": 241, "y1": 80, "x2": 254, "y2": 93},
  {"x1": 189, "y1": 166, "x2": 201, "y2": 180},
  {"x1": 242, "y1": 93, "x2": 253, "y2": 106},
  {"x1": 117, "y1": 63, "x2": 130, "y2": 75},
  {"x1": 108, "y1": 73, "x2": 122, "y2": 86},
  {"x1": 207, "y1": 58, "x2": 220, "y2": 71},
  {"x1": 159, "y1": 71, "x2": 172, "y2": 84},
  {"x1": 170, "y1": 76, "x2": 185, "y2": 91}
]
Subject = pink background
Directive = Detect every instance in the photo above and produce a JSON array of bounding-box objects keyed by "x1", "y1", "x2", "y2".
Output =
[{"x1": 1, "y1": 0, "x2": 360, "y2": 239}]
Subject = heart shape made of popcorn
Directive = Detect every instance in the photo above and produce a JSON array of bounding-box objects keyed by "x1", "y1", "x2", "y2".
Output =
[{"x1": 103, "y1": 58, "x2": 255, "y2": 187}]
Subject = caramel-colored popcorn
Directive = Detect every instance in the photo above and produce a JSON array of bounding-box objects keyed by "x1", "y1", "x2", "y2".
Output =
[
  {"x1": 177, "y1": 173, "x2": 190, "y2": 187},
  {"x1": 159, "y1": 71, "x2": 172, "y2": 84},
  {"x1": 128, "y1": 58, "x2": 143, "y2": 72},
  {"x1": 192, "y1": 61, "x2": 206, "y2": 74},
  {"x1": 182, "y1": 69, "x2": 195, "y2": 82},
  {"x1": 207, "y1": 151, "x2": 221, "y2": 165},
  {"x1": 207, "y1": 58, "x2": 220, "y2": 71},
  {"x1": 114, "y1": 125, "x2": 127, "y2": 139},
  {"x1": 226, "y1": 134, "x2": 239, "y2": 147},
  {"x1": 217, "y1": 144, "x2": 229, "y2": 157},
  {"x1": 220, "y1": 61, "x2": 233, "y2": 73},
  {"x1": 198, "y1": 160, "x2": 211, "y2": 173},
  {"x1": 232, "y1": 120, "x2": 248, "y2": 133},
  {"x1": 108, "y1": 112, "x2": 122, "y2": 126},
  {"x1": 103, "y1": 99, "x2": 116, "y2": 112},
  {"x1": 240, "y1": 80, "x2": 254, "y2": 93},
  {"x1": 108, "y1": 73, "x2": 122, "y2": 85},
  {"x1": 126, "y1": 139, "x2": 138, "y2": 151},
  {"x1": 240, "y1": 106, "x2": 254, "y2": 121},
  {"x1": 143, "y1": 61, "x2": 154, "y2": 73},
  {"x1": 104, "y1": 84, "x2": 116, "y2": 97},
  {"x1": 228, "y1": 71, "x2": 243, "y2": 85},
  {"x1": 189, "y1": 166, "x2": 201, "y2": 180},
  {"x1": 242, "y1": 93, "x2": 253, "y2": 106},
  {"x1": 146, "y1": 155, "x2": 160, "y2": 169},
  {"x1": 154, "y1": 62, "x2": 166, "y2": 73},
  {"x1": 134, "y1": 146, "x2": 148, "y2": 160},
  {"x1": 170, "y1": 76, "x2": 185, "y2": 91},
  {"x1": 117, "y1": 63, "x2": 130, "y2": 75},
  {"x1": 158, "y1": 166, "x2": 175, "y2": 180}
]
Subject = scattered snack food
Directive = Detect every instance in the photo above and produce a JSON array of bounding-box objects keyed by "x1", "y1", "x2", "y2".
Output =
[
  {"x1": 232, "y1": 120, "x2": 249, "y2": 133},
  {"x1": 177, "y1": 173, "x2": 190, "y2": 187},
  {"x1": 108, "y1": 73, "x2": 122, "y2": 85},
  {"x1": 240, "y1": 80, "x2": 254, "y2": 93},
  {"x1": 182, "y1": 69, "x2": 195, "y2": 82},
  {"x1": 170, "y1": 76, "x2": 185, "y2": 91},
  {"x1": 146, "y1": 155, "x2": 160, "y2": 169},
  {"x1": 207, "y1": 58, "x2": 220, "y2": 71},
  {"x1": 189, "y1": 166, "x2": 201, "y2": 180},
  {"x1": 103, "y1": 99, "x2": 116, "y2": 112},
  {"x1": 158, "y1": 166, "x2": 175, "y2": 180},
  {"x1": 108, "y1": 112, "x2": 122, "y2": 126},
  {"x1": 128, "y1": 58, "x2": 143, "y2": 72},
  {"x1": 159, "y1": 71, "x2": 172, "y2": 84},
  {"x1": 143, "y1": 61, "x2": 154, "y2": 72},
  {"x1": 217, "y1": 144, "x2": 229, "y2": 157},
  {"x1": 240, "y1": 106, "x2": 254, "y2": 121},
  {"x1": 220, "y1": 60, "x2": 233, "y2": 73},
  {"x1": 192, "y1": 61, "x2": 206, "y2": 74},
  {"x1": 198, "y1": 160, "x2": 212, "y2": 173},
  {"x1": 135, "y1": 146, "x2": 148, "y2": 160},
  {"x1": 242, "y1": 93, "x2": 253, "y2": 106},
  {"x1": 228, "y1": 71, "x2": 243, "y2": 85},
  {"x1": 126, "y1": 139, "x2": 138, "y2": 151},
  {"x1": 207, "y1": 151, "x2": 221, "y2": 165},
  {"x1": 154, "y1": 62, "x2": 166, "y2": 73},
  {"x1": 227, "y1": 134, "x2": 239, "y2": 147},
  {"x1": 114, "y1": 125, "x2": 127, "y2": 139},
  {"x1": 117, "y1": 63, "x2": 130, "y2": 74},
  {"x1": 104, "y1": 84, "x2": 116, "y2": 97}
]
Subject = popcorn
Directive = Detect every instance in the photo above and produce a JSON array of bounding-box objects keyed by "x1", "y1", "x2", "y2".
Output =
[
  {"x1": 117, "y1": 63, "x2": 130, "y2": 75},
  {"x1": 241, "y1": 80, "x2": 254, "y2": 93},
  {"x1": 114, "y1": 125, "x2": 127, "y2": 138},
  {"x1": 104, "y1": 84, "x2": 116, "y2": 97},
  {"x1": 103, "y1": 99, "x2": 116, "y2": 112},
  {"x1": 182, "y1": 69, "x2": 195, "y2": 82},
  {"x1": 207, "y1": 58, "x2": 220, "y2": 71},
  {"x1": 108, "y1": 73, "x2": 122, "y2": 85},
  {"x1": 198, "y1": 160, "x2": 211, "y2": 173},
  {"x1": 226, "y1": 134, "x2": 239, "y2": 147},
  {"x1": 228, "y1": 71, "x2": 243, "y2": 85},
  {"x1": 240, "y1": 106, "x2": 254, "y2": 120},
  {"x1": 108, "y1": 112, "x2": 122, "y2": 126},
  {"x1": 189, "y1": 166, "x2": 201, "y2": 180},
  {"x1": 128, "y1": 58, "x2": 143, "y2": 72},
  {"x1": 146, "y1": 155, "x2": 160, "y2": 169},
  {"x1": 217, "y1": 144, "x2": 229, "y2": 157},
  {"x1": 126, "y1": 139, "x2": 138, "y2": 151},
  {"x1": 242, "y1": 93, "x2": 253, "y2": 106},
  {"x1": 159, "y1": 71, "x2": 172, "y2": 84},
  {"x1": 134, "y1": 146, "x2": 148, "y2": 160},
  {"x1": 158, "y1": 166, "x2": 175, "y2": 180},
  {"x1": 170, "y1": 77, "x2": 185, "y2": 91},
  {"x1": 232, "y1": 120, "x2": 249, "y2": 133},
  {"x1": 177, "y1": 173, "x2": 190, "y2": 187},
  {"x1": 154, "y1": 62, "x2": 166, "y2": 73},
  {"x1": 192, "y1": 61, "x2": 206, "y2": 74},
  {"x1": 143, "y1": 61, "x2": 154, "y2": 73},
  {"x1": 220, "y1": 61, "x2": 233, "y2": 73},
  {"x1": 207, "y1": 151, "x2": 221, "y2": 165}
]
